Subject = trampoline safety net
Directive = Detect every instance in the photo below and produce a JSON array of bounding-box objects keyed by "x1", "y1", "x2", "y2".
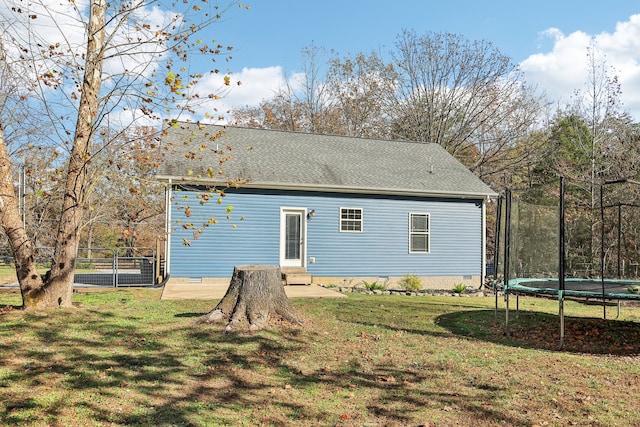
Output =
[
  {"x1": 498, "y1": 197, "x2": 559, "y2": 281},
  {"x1": 495, "y1": 184, "x2": 640, "y2": 300}
]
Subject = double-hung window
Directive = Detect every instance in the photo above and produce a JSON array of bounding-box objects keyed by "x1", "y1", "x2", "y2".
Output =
[
  {"x1": 409, "y1": 212, "x2": 430, "y2": 253},
  {"x1": 340, "y1": 208, "x2": 363, "y2": 232}
]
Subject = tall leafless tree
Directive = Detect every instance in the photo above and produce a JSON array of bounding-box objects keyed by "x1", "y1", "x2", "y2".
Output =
[
  {"x1": 325, "y1": 51, "x2": 397, "y2": 139},
  {"x1": 388, "y1": 30, "x2": 548, "y2": 181}
]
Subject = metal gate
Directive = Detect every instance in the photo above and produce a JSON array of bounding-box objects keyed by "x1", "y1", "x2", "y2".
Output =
[{"x1": 73, "y1": 247, "x2": 158, "y2": 287}]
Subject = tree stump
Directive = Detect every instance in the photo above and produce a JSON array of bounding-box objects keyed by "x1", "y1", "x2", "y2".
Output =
[{"x1": 198, "y1": 265, "x2": 303, "y2": 332}]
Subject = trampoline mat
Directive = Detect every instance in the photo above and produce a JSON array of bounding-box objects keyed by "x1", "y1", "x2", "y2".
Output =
[{"x1": 501, "y1": 278, "x2": 640, "y2": 300}]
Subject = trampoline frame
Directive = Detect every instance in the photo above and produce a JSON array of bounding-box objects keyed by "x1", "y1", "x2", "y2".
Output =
[{"x1": 494, "y1": 177, "x2": 640, "y2": 347}]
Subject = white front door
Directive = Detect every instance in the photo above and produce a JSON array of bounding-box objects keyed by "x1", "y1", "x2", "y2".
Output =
[{"x1": 280, "y1": 208, "x2": 306, "y2": 268}]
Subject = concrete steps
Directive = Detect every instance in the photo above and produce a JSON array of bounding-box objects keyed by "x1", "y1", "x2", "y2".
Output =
[{"x1": 281, "y1": 267, "x2": 312, "y2": 285}]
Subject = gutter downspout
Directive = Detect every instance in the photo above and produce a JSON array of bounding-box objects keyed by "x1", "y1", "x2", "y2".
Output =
[
  {"x1": 481, "y1": 196, "x2": 488, "y2": 288},
  {"x1": 165, "y1": 179, "x2": 172, "y2": 277}
]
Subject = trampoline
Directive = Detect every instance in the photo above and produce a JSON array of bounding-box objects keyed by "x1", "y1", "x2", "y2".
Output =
[
  {"x1": 493, "y1": 177, "x2": 640, "y2": 347},
  {"x1": 503, "y1": 278, "x2": 640, "y2": 300}
]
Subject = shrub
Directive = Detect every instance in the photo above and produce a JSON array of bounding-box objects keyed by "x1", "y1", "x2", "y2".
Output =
[
  {"x1": 452, "y1": 283, "x2": 467, "y2": 294},
  {"x1": 399, "y1": 273, "x2": 422, "y2": 292},
  {"x1": 363, "y1": 280, "x2": 386, "y2": 291}
]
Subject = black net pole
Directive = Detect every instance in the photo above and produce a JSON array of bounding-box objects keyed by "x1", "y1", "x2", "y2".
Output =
[
  {"x1": 504, "y1": 189, "x2": 512, "y2": 336},
  {"x1": 600, "y1": 184, "x2": 606, "y2": 319},
  {"x1": 494, "y1": 196, "x2": 503, "y2": 321},
  {"x1": 559, "y1": 176, "x2": 566, "y2": 348},
  {"x1": 617, "y1": 204, "x2": 622, "y2": 278}
]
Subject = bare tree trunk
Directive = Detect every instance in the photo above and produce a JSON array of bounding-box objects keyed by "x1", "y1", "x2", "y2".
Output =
[
  {"x1": 0, "y1": 130, "x2": 48, "y2": 307},
  {"x1": 199, "y1": 265, "x2": 303, "y2": 332},
  {"x1": 0, "y1": 123, "x2": 80, "y2": 308},
  {"x1": 40, "y1": 0, "x2": 106, "y2": 308},
  {"x1": 86, "y1": 212, "x2": 94, "y2": 260}
]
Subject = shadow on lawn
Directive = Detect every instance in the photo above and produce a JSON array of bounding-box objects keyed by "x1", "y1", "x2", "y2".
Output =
[
  {"x1": 182, "y1": 324, "x2": 528, "y2": 426},
  {"x1": 279, "y1": 357, "x2": 526, "y2": 426},
  {"x1": 323, "y1": 294, "x2": 640, "y2": 356},
  {"x1": 0, "y1": 308, "x2": 206, "y2": 426},
  {"x1": 436, "y1": 308, "x2": 640, "y2": 355}
]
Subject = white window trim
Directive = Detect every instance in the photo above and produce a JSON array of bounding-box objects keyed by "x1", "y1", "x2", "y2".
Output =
[
  {"x1": 339, "y1": 207, "x2": 363, "y2": 233},
  {"x1": 409, "y1": 212, "x2": 430, "y2": 254}
]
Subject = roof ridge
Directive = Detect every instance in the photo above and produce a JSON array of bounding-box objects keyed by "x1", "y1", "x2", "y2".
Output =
[{"x1": 176, "y1": 121, "x2": 438, "y2": 147}]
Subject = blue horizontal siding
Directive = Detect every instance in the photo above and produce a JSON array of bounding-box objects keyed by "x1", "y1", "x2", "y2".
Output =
[{"x1": 168, "y1": 188, "x2": 483, "y2": 278}]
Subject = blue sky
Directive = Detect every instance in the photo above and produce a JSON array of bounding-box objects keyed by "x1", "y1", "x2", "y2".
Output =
[
  {"x1": 3, "y1": 0, "x2": 639, "y2": 124},
  {"x1": 209, "y1": 0, "x2": 640, "y2": 120},
  {"x1": 220, "y1": 0, "x2": 635, "y2": 68}
]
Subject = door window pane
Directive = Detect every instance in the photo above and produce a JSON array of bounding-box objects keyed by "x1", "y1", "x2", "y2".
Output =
[{"x1": 285, "y1": 213, "x2": 301, "y2": 259}]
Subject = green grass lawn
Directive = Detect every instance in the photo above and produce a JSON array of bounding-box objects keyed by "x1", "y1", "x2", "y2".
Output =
[
  {"x1": 1, "y1": 289, "x2": 640, "y2": 426},
  {"x1": 0, "y1": 265, "x2": 17, "y2": 284}
]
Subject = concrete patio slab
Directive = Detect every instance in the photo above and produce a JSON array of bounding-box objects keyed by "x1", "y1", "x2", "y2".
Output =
[{"x1": 160, "y1": 281, "x2": 347, "y2": 301}]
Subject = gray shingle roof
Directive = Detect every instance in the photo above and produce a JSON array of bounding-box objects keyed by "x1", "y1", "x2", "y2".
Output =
[{"x1": 156, "y1": 123, "x2": 497, "y2": 199}]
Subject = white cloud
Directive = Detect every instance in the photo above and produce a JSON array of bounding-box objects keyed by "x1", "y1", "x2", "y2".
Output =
[
  {"x1": 105, "y1": 107, "x2": 163, "y2": 130},
  {"x1": 190, "y1": 66, "x2": 305, "y2": 122},
  {"x1": 228, "y1": 67, "x2": 298, "y2": 106},
  {"x1": 0, "y1": 0, "x2": 86, "y2": 81},
  {"x1": 102, "y1": 4, "x2": 177, "y2": 79},
  {"x1": 520, "y1": 14, "x2": 640, "y2": 120}
]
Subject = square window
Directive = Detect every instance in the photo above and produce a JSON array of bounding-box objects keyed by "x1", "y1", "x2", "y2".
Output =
[{"x1": 340, "y1": 208, "x2": 363, "y2": 232}]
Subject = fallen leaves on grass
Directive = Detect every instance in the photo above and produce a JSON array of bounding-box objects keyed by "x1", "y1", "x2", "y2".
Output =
[
  {"x1": 359, "y1": 331, "x2": 380, "y2": 341},
  {"x1": 0, "y1": 305, "x2": 15, "y2": 313},
  {"x1": 490, "y1": 313, "x2": 640, "y2": 355}
]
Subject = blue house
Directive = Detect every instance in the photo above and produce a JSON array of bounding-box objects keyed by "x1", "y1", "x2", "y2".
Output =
[{"x1": 156, "y1": 124, "x2": 497, "y2": 289}]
